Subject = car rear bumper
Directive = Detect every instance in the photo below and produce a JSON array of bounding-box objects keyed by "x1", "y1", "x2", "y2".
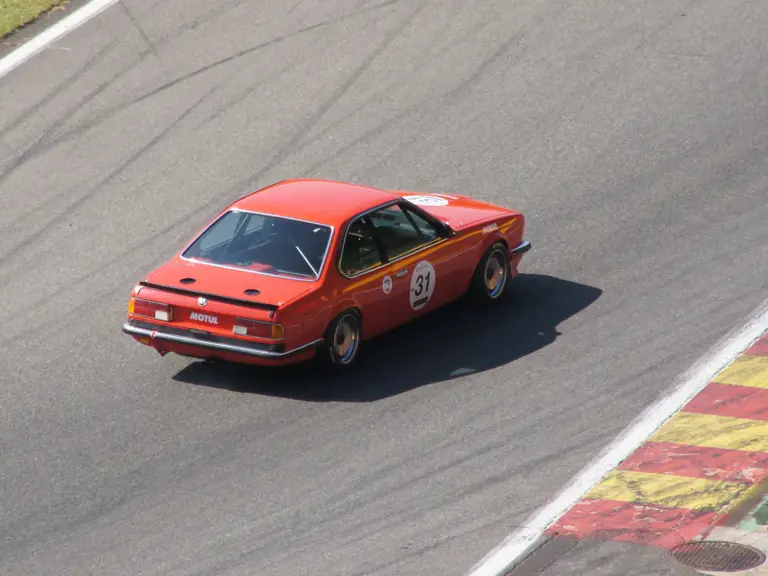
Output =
[{"x1": 122, "y1": 321, "x2": 322, "y2": 360}]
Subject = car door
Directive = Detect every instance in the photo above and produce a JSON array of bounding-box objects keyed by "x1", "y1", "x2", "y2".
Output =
[
  {"x1": 366, "y1": 201, "x2": 463, "y2": 329},
  {"x1": 335, "y1": 214, "x2": 396, "y2": 339}
]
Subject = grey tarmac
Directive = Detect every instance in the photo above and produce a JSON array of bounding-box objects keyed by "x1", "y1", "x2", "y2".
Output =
[
  {"x1": 0, "y1": 0, "x2": 766, "y2": 575},
  {"x1": 505, "y1": 535, "x2": 689, "y2": 576}
]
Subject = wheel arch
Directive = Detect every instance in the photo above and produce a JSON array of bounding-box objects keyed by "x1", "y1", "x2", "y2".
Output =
[
  {"x1": 330, "y1": 302, "x2": 364, "y2": 337},
  {"x1": 472, "y1": 222, "x2": 509, "y2": 266}
]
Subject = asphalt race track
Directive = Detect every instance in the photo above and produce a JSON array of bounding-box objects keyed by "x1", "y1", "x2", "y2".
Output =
[{"x1": 1, "y1": 0, "x2": 767, "y2": 574}]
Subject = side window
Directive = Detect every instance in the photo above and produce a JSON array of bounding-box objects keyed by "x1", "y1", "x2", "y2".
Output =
[
  {"x1": 339, "y1": 218, "x2": 383, "y2": 276},
  {"x1": 368, "y1": 203, "x2": 439, "y2": 260},
  {"x1": 404, "y1": 207, "x2": 440, "y2": 242}
]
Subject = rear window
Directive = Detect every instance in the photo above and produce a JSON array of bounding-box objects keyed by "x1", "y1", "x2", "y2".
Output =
[{"x1": 183, "y1": 210, "x2": 333, "y2": 279}]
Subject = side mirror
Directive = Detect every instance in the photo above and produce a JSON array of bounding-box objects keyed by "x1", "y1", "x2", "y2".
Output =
[{"x1": 442, "y1": 221, "x2": 457, "y2": 237}]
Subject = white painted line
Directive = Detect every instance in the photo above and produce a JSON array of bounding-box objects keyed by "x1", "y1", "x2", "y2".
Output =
[
  {"x1": 467, "y1": 297, "x2": 768, "y2": 576},
  {"x1": 0, "y1": 0, "x2": 119, "y2": 79}
]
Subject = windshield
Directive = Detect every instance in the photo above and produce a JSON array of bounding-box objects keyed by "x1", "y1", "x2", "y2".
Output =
[{"x1": 182, "y1": 210, "x2": 333, "y2": 279}]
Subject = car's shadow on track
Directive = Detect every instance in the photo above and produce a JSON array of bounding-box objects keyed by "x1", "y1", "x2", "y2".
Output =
[{"x1": 172, "y1": 273, "x2": 602, "y2": 401}]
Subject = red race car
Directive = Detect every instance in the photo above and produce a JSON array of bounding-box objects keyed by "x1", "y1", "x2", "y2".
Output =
[{"x1": 123, "y1": 179, "x2": 531, "y2": 368}]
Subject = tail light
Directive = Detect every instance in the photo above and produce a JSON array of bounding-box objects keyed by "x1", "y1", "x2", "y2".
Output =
[
  {"x1": 129, "y1": 298, "x2": 173, "y2": 322},
  {"x1": 233, "y1": 318, "x2": 284, "y2": 340}
]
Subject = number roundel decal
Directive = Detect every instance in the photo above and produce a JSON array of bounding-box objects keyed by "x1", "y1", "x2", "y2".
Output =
[
  {"x1": 404, "y1": 195, "x2": 449, "y2": 207},
  {"x1": 410, "y1": 260, "x2": 436, "y2": 310}
]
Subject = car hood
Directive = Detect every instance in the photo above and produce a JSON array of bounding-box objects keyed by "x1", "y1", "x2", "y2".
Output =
[
  {"x1": 143, "y1": 257, "x2": 316, "y2": 307},
  {"x1": 389, "y1": 190, "x2": 518, "y2": 229}
]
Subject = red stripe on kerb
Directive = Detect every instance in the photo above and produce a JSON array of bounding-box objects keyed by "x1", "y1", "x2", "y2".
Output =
[
  {"x1": 746, "y1": 336, "x2": 768, "y2": 356},
  {"x1": 618, "y1": 441, "x2": 768, "y2": 483},
  {"x1": 547, "y1": 499, "x2": 717, "y2": 548},
  {"x1": 682, "y1": 382, "x2": 768, "y2": 422}
]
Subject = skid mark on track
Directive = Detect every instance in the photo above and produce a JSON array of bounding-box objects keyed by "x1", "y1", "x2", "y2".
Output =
[
  {"x1": 0, "y1": 154, "x2": 272, "y2": 339},
  {"x1": 0, "y1": 212, "x2": 202, "y2": 345},
  {"x1": 0, "y1": 87, "x2": 215, "y2": 265},
  {"x1": 32, "y1": 35, "x2": 292, "y2": 152},
  {"x1": 233, "y1": 1, "x2": 425, "y2": 190},
  {"x1": 549, "y1": 330, "x2": 768, "y2": 548},
  {"x1": 0, "y1": 40, "x2": 116, "y2": 141},
  {"x1": 35, "y1": 0, "x2": 407, "y2": 156},
  {"x1": 0, "y1": 39, "x2": 118, "y2": 172},
  {"x1": 264, "y1": 10, "x2": 553, "y2": 175},
  {"x1": 120, "y1": 1, "x2": 159, "y2": 58},
  {"x1": 0, "y1": 50, "x2": 154, "y2": 230},
  {"x1": 440, "y1": 0, "x2": 584, "y2": 102},
  {"x1": 150, "y1": 0, "x2": 257, "y2": 46}
]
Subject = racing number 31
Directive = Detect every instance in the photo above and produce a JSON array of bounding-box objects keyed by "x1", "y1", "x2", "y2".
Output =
[
  {"x1": 410, "y1": 260, "x2": 436, "y2": 311},
  {"x1": 414, "y1": 271, "x2": 430, "y2": 297}
]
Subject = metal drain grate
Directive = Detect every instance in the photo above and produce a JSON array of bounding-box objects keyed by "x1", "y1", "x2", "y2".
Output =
[{"x1": 669, "y1": 541, "x2": 766, "y2": 572}]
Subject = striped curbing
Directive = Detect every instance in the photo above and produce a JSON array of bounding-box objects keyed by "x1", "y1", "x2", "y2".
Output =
[{"x1": 548, "y1": 330, "x2": 768, "y2": 548}]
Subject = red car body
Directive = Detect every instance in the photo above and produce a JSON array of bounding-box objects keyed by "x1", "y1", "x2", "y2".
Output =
[{"x1": 123, "y1": 179, "x2": 531, "y2": 367}]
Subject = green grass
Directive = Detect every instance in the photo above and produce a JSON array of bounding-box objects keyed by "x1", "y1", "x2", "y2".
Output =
[{"x1": 0, "y1": 0, "x2": 68, "y2": 40}]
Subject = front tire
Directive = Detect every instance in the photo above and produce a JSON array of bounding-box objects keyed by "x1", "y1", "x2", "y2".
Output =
[
  {"x1": 319, "y1": 309, "x2": 362, "y2": 367},
  {"x1": 468, "y1": 242, "x2": 510, "y2": 303}
]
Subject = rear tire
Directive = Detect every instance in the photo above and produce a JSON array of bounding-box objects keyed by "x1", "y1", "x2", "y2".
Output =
[
  {"x1": 318, "y1": 309, "x2": 362, "y2": 367},
  {"x1": 467, "y1": 242, "x2": 510, "y2": 304}
]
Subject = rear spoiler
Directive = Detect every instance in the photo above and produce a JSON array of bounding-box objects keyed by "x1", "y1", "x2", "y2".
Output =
[{"x1": 138, "y1": 281, "x2": 280, "y2": 316}]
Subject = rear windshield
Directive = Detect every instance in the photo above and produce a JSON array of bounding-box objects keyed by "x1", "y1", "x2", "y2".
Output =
[{"x1": 183, "y1": 210, "x2": 333, "y2": 279}]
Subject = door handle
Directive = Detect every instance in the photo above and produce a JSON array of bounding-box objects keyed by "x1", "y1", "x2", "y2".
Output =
[{"x1": 395, "y1": 269, "x2": 408, "y2": 278}]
